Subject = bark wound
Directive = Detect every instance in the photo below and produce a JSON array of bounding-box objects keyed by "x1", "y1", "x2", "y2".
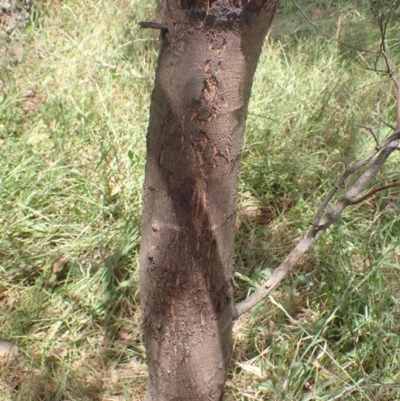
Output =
[
  {"x1": 140, "y1": 1, "x2": 278, "y2": 400},
  {"x1": 191, "y1": 176, "x2": 208, "y2": 240}
]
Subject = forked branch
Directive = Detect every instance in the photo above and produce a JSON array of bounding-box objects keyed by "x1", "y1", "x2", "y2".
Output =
[
  {"x1": 349, "y1": 181, "x2": 400, "y2": 205},
  {"x1": 233, "y1": 133, "x2": 399, "y2": 318},
  {"x1": 233, "y1": 2, "x2": 400, "y2": 318}
]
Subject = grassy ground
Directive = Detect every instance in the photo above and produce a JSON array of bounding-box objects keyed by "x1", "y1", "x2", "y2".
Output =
[{"x1": 1, "y1": 0, "x2": 400, "y2": 400}]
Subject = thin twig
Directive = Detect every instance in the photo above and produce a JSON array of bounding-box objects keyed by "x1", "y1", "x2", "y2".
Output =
[
  {"x1": 358, "y1": 124, "x2": 381, "y2": 148},
  {"x1": 313, "y1": 129, "x2": 400, "y2": 226},
  {"x1": 375, "y1": 1, "x2": 398, "y2": 77},
  {"x1": 291, "y1": 0, "x2": 378, "y2": 55},
  {"x1": 139, "y1": 21, "x2": 168, "y2": 31},
  {"x1": 376, "y1": 91, "x2": 396, "y2": 130},
  {"x1": 318, "y1": 145, "x2": 398, "y2": 230},
  {"x1": 396, "y1": 86, "x2": 400, "y2": 129},
  {"x1": 349, "y1": 182, "x2": 400, "y2": 205}
]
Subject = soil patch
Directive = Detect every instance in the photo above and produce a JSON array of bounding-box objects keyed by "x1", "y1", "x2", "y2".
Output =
[{"x1": 0, "y1": 0, "x2": 32, "y2": 69}]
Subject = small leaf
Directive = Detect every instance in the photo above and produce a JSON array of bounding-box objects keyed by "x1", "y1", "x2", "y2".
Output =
[
  {"x1": 0, "y1": 341, "x2": 18, "y2": 364},
  {"x1": 295, "y1": 274, "x2": 312, "y2": 287},
  {"x1": 258, "y1": 379, "x2": 274, "y2": 392},
  {"x1": 29, "y1": 222, "x2": 48, "y2": 232},
  {"x1": 313, "y1": 317, "x2": 327, "y2": 332},
  {"x1": 7, "y1": 294, "x2": 19, "y2": 309},
  {"x1": 119, "y1": 279, "x2": 138, "y2": 288},
  {"x1": 102, "y1": 291, "x2": 112, "y2": 303},
  {"x1": 53, "y1": 348, "x2": 69, "y2": 358},
  {"x1": 110, "y1": 183, "x2": 121, "y2": 196},
  {"x1": 52, "y1": 256, "x2": 69, "y2": 273}
]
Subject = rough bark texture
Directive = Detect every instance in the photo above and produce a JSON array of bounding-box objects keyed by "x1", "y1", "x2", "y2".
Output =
[{"x1": 139, "y1": 1, "x2": 278, "y2": 399}]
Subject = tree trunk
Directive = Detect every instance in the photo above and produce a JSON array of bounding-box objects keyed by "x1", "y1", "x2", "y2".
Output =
[{"x1": 139, "y1": 1, "x2": 278, "y2": 399}]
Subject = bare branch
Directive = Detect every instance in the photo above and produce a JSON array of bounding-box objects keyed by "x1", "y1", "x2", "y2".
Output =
[
  {"x1": 313, "y1": 129, "x2": 400, "y2": 226},
  {"x1": 139, "y1": 21, "x2": 168, "y2": 31},
  {"x1": 318, "y1": 144, "x2": 397, "y2": 230},
  {"x1": 359, "y1": 124, "x2": 381, "y2": 148},
  {"x1": 349, "y1": 182, "x2": 400, "y2": 205},
  {"x1": 376, "y1": 92, "x2": 396, "y2": 130},
  {"x1": 233, "y1": 134, "x2": 400, "y2": 319},
  {"x1": 291, "y1": 0, "x2": 378, "y2": 55},
  {"x1": 375, "y1": 2, "x2": 400, "y2": 91},
  {"x1": 233, "y1": 231, "x2": 317, "y2": 318},
  {"x1": 233, "y1": 0, "x2": 400, "y2": 320},
  {"x1": 396, "y1": 86, "x2": 400, "y2": 129}
]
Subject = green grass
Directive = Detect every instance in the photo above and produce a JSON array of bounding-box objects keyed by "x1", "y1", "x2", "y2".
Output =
[{"x1": 1, "y1": 0, "x2": 400, "y2": 400}]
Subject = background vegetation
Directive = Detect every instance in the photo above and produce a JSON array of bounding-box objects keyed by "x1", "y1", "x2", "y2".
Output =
[{"x1": 1, "y1": 0, "x2": 400, "y2": 399}]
